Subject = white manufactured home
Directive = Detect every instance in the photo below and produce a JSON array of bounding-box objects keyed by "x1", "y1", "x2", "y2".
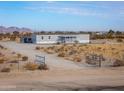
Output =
[{"x1": 21, "y1": 34, "x2": 90, "y2": 44}]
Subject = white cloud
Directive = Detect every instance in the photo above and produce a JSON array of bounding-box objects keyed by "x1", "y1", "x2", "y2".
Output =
[{"x1": 25, "y1": 6, "x2": 108, "y2": 17}]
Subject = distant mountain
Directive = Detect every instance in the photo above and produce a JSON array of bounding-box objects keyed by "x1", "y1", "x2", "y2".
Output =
[{"x1": 0, "y1": 26, "x2": 32, "y2": 33}]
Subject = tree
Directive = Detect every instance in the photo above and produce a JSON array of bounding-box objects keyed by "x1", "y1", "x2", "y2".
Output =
[
  {"x1": 116, "y1": 31, "x2": 122, "y2": 35},
  {"x1": 108, "y1": 29, "x2": 114, "y2": 34},
  {"x1": 106, "y1": 29, "x2": 115, "y2": 39}
]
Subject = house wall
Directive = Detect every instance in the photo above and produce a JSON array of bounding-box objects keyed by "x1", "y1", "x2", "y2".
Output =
[
  {"x1": 35, "y1": 34, "x2": 90, "y2": 44},
  {"x1": 76, "y1": 34, "x2": 90, "y2": 43},
  {"x1": 36, "y1": 35, "x2": 59, "y2": 44},
  {"x1": 21, "y1": 34, "x2": 36, "y2": 43}
]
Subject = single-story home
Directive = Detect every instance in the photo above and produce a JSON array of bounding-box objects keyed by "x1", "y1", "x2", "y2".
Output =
[{"x1": 21, "y1": 34, "x2": 90, "y2": 44}]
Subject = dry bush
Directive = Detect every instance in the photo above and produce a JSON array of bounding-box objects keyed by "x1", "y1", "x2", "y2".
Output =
[
  {"x1": 0, "y1": 58, "x2": 4, "y2": 64},
  {"x1": 40, "y1": 47, "x2": 45, "y2": 50},
  {"x1": 40, "y1": 44, "x2": 124, "y2": 65},
  {"x1": 47, "y1": 46, "x2": 55, "y2": 50},
  {"x1": 73, "y1": 56, "x2": 82, "y2": 62},
  {"x1": 68, "y1": 50, "x2": 77, "y2": 55},
  {"x1": 22, "y1": 56, "x2": 28, "y2": 61},
  {"x1": 45, "y1": 47, "x2": 55, "y2": 54},
  {"x1": 24, "y1": 62, "x2": 39, "y2": 70},
  {"x1": 38, "y1": 64, "x2": 49, "y2": 70},
  {"x1": 35, "y1": 46, "x2": 40, "y2": 50},
  {"x1": 17, "y1": 53, "x2": 22, "y2": 58},
  {"x1": 97, "y1": 47, "x2": 102, "y2": 50},
  {"x1": 117, "y1": 39, "x2": 123, "y2": 42},
  {"x1": 58, "y1": 52, "x2": 66, "y2": 57},
  {"x1": 1, "y1": 68, "x2": 10, "y2": 72},
  {"x1": 113, "y1": 59, "x2": 124, "y2": 67},
  {"x1": 0, "y1": 45, "x2": 4, "y2": 49},
  {"x1": 46, "y1": 49, "x2": 54, "y2": 54}
]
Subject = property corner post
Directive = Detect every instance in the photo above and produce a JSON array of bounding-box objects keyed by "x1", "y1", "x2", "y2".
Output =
[
  {"x1": 98, "y1": 56, "x2": 101, "y2": 67},
  {"x1": 18, "y1": 57, "x2": 19, "y2": 71}
]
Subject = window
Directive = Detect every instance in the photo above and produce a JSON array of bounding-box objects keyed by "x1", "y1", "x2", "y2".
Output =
[
  {"x1": 41, "y1": 36, "x2": 44, "y2": 40},
  {"x1": 48, "y1": 36, "x2": 51, "y2": 39}
]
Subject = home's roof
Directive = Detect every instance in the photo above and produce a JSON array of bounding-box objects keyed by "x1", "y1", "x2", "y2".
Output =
[{"x1": 33, "y1": 33, "x2": 90, "y2": 35}]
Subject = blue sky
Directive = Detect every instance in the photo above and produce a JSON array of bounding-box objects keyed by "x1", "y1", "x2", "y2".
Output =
[{"x1": 0, "y1": 1, "x2": 124, "y2": 31}]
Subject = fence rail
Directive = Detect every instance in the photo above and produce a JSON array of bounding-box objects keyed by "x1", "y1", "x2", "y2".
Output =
[
  {"x1": 35, "y1": 55, "x2": 45, "y2": 65},
  {"x1": 85, "y1": 54, "x2": 105, "y2": 67}
]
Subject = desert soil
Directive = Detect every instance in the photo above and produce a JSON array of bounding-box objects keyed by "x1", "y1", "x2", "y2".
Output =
[{"x1": 0, "y1": 41, "x2": 124, "y2": 91}]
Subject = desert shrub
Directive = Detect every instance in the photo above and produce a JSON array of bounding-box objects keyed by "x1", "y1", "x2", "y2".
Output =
[
  {"x1": 9, "y1": 64, "x2": 13, "y2": 67},
  {"x1": 97, "y1": 47, "x2": 102, "y2": 50},
  {"x1": 35, "y1": 46, "x2": 40, "y2": 50},
  {"x1": 68, "y1": 50, "x2": 77, "y2": 55},
  {"x1": 73, "y1": 43, "x2": 77, "y2": 47},
  {"x1": 113, "y1": 59, "x2": 124, "y2": 67},
  {"x1": 40, "y1": 47, "x2": 45, "y2": 50},
  {"x1": 47, "y1": 46, "x2": 55, "y2": 50},
  {"x1": 58, "y1": 52, "x2": 66, "y2": 57},
  {"x1": 24, "y1": 62, "x2": 39, "y2": 70},
  {"x1": 10, "y1": 36, "x2": 16, "y2": 41},
  {"x1": 0, "y1": 45, "x2": 4, "y2": 49},
  {"x1": 46, "y1": 50, "x2": 54, "y2": 54},
  {"x1": 22, "y1": 56, "x2": 28, "y2": 61},
  {"x1": 17, "y1": 53, "x2": 22, "y2": 58},
  {"x1": 1, "y1": 68, "x2": 10, "y2": 72},
  {"x1": 44, "y1": 47, "x2": 55, "y2": 54},
  {"x1": 0, "y1": 58, "x2": 4, "y2": 64},
  {"x1": 117, "y1": 39, "x2": 123, "y2": 42},
  {"x1": 38, "y1": 64, "x2": 49, "y2": 70},
  {"x1": 73, "y1": 56, "x2": 82, "y2": 62}
]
